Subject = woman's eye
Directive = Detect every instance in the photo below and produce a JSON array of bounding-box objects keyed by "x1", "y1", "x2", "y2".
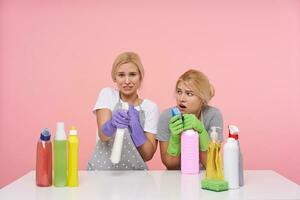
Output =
[
  {"x1": 186, "y1": 92, "x2": 193, "y2": 96},
  {"x1": 129, "y1": 73, "x2": 137, "y2": 77},
  {"x1": 117, "y1": 73, "x2": 125, "y2": 77},
  {"x1": 176, "y1": 90, "x2": 182, "y2": 95}
]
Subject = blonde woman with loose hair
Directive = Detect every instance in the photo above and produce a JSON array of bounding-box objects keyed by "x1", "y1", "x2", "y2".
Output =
[
  {"x1": 157, "y1": 69, "x2": 223, "y2": 169},
  {"x1": 87, "y1": 52, "x2": 159, "y2": 170}
]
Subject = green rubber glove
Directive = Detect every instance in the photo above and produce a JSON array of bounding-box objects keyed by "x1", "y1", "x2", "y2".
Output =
[
  {"x1": 183, "y1": 114, "x2": 210, "y2": 151},
  {"x1": 167, "y1": 115, "x2": 184, "y2": 156}
]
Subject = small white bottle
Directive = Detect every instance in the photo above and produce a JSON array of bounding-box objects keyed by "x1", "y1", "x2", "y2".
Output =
[
  {"x1": 223, "y1": 136, "x2": 239, "y2": 189},
  {"x1": 110, "y1": 102, "x2": 129, "y2": 164}
]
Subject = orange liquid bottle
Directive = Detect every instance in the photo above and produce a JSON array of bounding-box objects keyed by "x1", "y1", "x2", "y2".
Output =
[{"x1": 36, "y1": 128, "x2": 52, "y2": 187}]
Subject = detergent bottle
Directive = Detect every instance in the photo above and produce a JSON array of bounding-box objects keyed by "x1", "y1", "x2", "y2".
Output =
[
  {"x1": 110, "y1": 102, "x2": 129, "y2": 164},
  {"x1": 171, "y1": 107, "x2": 199, "y2": 174},
  {"x1": 36, "y1": 128, "x2": 52, "y2": 187},
  {"x1": 54, "y1": 122, "x2": 67, "y2": 187},
  {"x1": 223, "y1": 127, "x2": 239, "y2": 189},
  {"x1": 67, "y1": 126, "x2": 79, "y2": 187},
  {"x1": 228, "y1": 125, "x2": 244, "y2": 186}
]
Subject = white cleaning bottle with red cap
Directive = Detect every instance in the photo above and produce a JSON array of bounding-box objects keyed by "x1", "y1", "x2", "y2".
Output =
[
  {"x1": 223, "y1": 127, "x2": 239, "y2": 189},
  {"x1": 228, "y1": 125, "x2": 244, "y2": 186}
]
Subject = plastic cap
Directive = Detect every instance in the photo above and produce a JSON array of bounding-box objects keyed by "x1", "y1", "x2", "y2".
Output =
[
  {"x1": 122, "y1": 102, "x2": 129, "y2": 110},
  {"x1": 55, "y1": 122, "x2": 66, "y2": 140},
  {"x1": 69, "y1": 126, "x2": 78, "y2": 135},
  {"x1": 228, "y1": 125, "x2": 239, "y2": 134},
  {"x1": 171, "y1": 107, "x2": 181, "y2": 116},
  {"x1": 228, "y1": 125, "x2": 239, "y2": 140},
  {"x1": 40, "y1": 128, "x2": 51, "y2": 141},
  {"x1": 182, "y1": 129, "x2": 197, "y2": 136}
]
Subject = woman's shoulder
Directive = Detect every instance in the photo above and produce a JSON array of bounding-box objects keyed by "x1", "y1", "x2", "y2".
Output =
[
  {"x1": 202, "y1": 105, "x2": 222, "y2": 117},
  {"x1": 141, "y1": 99, "x2": 159, "y2": 110},
  {"x1": 100, "y1": 87, "x2": 118, "y2": 95}
]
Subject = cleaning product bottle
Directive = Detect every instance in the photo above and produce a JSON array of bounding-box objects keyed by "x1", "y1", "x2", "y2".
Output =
[
  {"x1": 201, "y1": 126, "x2": 228, "y2": 192},
  {"x1": 228, "y1": 125, "x2": 244, "y2": 186},
  {"x1": 171, "y1": 107, "x2": 199, "y2": 174},
  {"x1": 181, "y1": 129, "x2": 199, "y2": 174},
  {"x1": 54, "y1": 122, "x2": 67, "y2": 187},
  {"x1": 36, "y1": 128, "x2": 52, "y2": 187},
  {"x1": 223, "y1": 128, "x2": 239, "y2": 189},
  {"x1": 67, "y1": 126, "x2": 79, "y2": 187},
  {"x1": 110, "y1": 102, "x2": 129, "y2": 164}
]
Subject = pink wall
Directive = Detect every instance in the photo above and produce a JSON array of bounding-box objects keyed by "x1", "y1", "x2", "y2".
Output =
[{"x1": 1, "y1": 1, "x2": 300, "y2": 187}]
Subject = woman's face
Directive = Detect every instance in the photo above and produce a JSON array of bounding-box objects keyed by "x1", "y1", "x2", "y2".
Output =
[
  {"x1": 176, "y1": 81, "x2": 203, "y2": 115},
  {"x1": 114, "y1": 62, "x2": 141, "y2": 96}
]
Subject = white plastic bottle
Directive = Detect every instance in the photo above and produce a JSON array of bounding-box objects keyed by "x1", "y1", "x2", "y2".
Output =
[
  {"x1": 228, "y1": 125, "x2": 244, "y2": 186},
  {"x1": 223, "y1": 136, "x2": 239, "y2": 189},
  {"x1": 110, "y1": 102, "x2": 129, "y2": 164}
]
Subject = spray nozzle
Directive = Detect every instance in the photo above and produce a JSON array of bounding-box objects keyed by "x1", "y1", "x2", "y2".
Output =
[
  {"x1": 171, "y1": 107, "x2": 181, "y2": 116},
  {"x1": 210, "y1": 126, "x2": 221, "y2": 141},
  {"x1": 228, "y1": 125, "x2": 239, "y2": 140},
  {"x1": 122, "y1": 102, "x2": 129, "y2": 110}
]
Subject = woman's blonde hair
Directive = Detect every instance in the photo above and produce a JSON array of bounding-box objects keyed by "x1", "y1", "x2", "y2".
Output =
[
  {"x1": 111, "y1": 52, "x2": 144, "y2": 81},
  {"x1": 176, "y1": 69, "x2": 215, "y2": 106}
]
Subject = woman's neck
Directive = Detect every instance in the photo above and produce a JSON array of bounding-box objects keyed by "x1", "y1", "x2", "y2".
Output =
[
  {"x1": 120, "y1": 92, "x2": 140, "y2": 106},
  {"x1": 195, "y1": 108, "x2": 202, "y2": 119}
]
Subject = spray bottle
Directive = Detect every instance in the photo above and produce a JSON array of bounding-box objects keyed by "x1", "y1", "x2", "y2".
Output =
[
  {"x1": 36, "y1": 128, "x2": 52, "y2": 187},
  {"x1": 171, "y1": 107, "x2": 199, "y2": 174},
  {"x1": 228, "y1": 125, "x2": 244, "y2": 186},
  {"x1": 110, "y1": 102, "x2": 129, "y2": 164},
  {"x1": 67, "y1": 126, "x2": 79, "y2": 187},
  {"x1": 223, "y1": 126, "x2": 239, "y2": 189},
  {"x1": 54, "y1": 122, "x2": 67, "y2": 187}
]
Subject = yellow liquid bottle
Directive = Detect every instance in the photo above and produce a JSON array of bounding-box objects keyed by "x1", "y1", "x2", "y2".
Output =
[{"x1": 67, "y1": 127, "x2": 79, "y2": 187}]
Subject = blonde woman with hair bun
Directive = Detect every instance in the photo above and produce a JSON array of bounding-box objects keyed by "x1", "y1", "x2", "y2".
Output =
[{"x1": 156, "y1": 69, "x2": 223, "y2": 169}]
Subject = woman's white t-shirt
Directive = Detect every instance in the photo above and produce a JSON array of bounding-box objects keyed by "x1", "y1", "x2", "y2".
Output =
[{"x1": 93, "y1": 87, "x2": 159, "y2": 134}]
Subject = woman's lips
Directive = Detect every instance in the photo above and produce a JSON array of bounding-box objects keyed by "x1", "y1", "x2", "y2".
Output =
[
  {"x1": 178, "y1": 104, "x2": 186, "y2": 111},
  {"x1": 123, "y1": 86, "x2": 133, "y2": 90}
]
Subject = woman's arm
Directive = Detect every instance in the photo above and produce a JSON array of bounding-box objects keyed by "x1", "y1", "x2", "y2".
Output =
[
  {"x1": 200, "y1": 151, "x2": 207, "y2": 168},
  {"x1": 96, "y1": 109, "x2": 112, "y2": 142},
  {"x1": 137, "y1": 132, "x2": 157, "y2": 161},
  {"x1": 159, "y1": 141, "x2": 180, "y2": 169}
]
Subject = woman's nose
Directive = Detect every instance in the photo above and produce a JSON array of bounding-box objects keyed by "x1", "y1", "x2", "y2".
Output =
[
  {"x1": 179, "y1": 93, "x2": 186, "y2": 101},
  {"x1": 125, "y1": 76, "x2": 130, "y2": 83}
]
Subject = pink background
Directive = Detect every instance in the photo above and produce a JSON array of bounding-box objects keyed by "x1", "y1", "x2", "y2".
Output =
[{"x1": 1, "y1": 1, "x2": 300, "y2": 188}]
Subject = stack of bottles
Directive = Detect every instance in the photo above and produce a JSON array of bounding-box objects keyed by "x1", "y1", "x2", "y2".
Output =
[{"x1": 36, "y1": 122, "x2": 79, "y2": 187}]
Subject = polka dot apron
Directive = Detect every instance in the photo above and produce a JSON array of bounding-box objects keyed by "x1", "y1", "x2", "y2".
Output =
[{"x1": 87, "y1": 99, "x2": 148, "y2": 170}]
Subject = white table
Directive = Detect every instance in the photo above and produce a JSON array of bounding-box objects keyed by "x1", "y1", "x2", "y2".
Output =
[{"x1": 1, "y1": 170, "x2": 300, "y2": 200}]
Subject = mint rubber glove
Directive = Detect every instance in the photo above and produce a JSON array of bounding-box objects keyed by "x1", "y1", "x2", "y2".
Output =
[
  {"x1": 102, "y1": 109, "x2": 130, "y2": 137},
  {"x1": 182, "y1": 114, "x2": 210, "y2": 151},
  {"x1": 167, "y1": 115, "x2": 184, "y2": 156},
  {"x1": 128, "y1": 105, "x2": 147, "y2": 147}
]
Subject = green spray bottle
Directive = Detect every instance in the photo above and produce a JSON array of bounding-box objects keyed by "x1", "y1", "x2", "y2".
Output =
[{"x1": 54, "y1": 122, "x2": 67, "y2": 187}]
